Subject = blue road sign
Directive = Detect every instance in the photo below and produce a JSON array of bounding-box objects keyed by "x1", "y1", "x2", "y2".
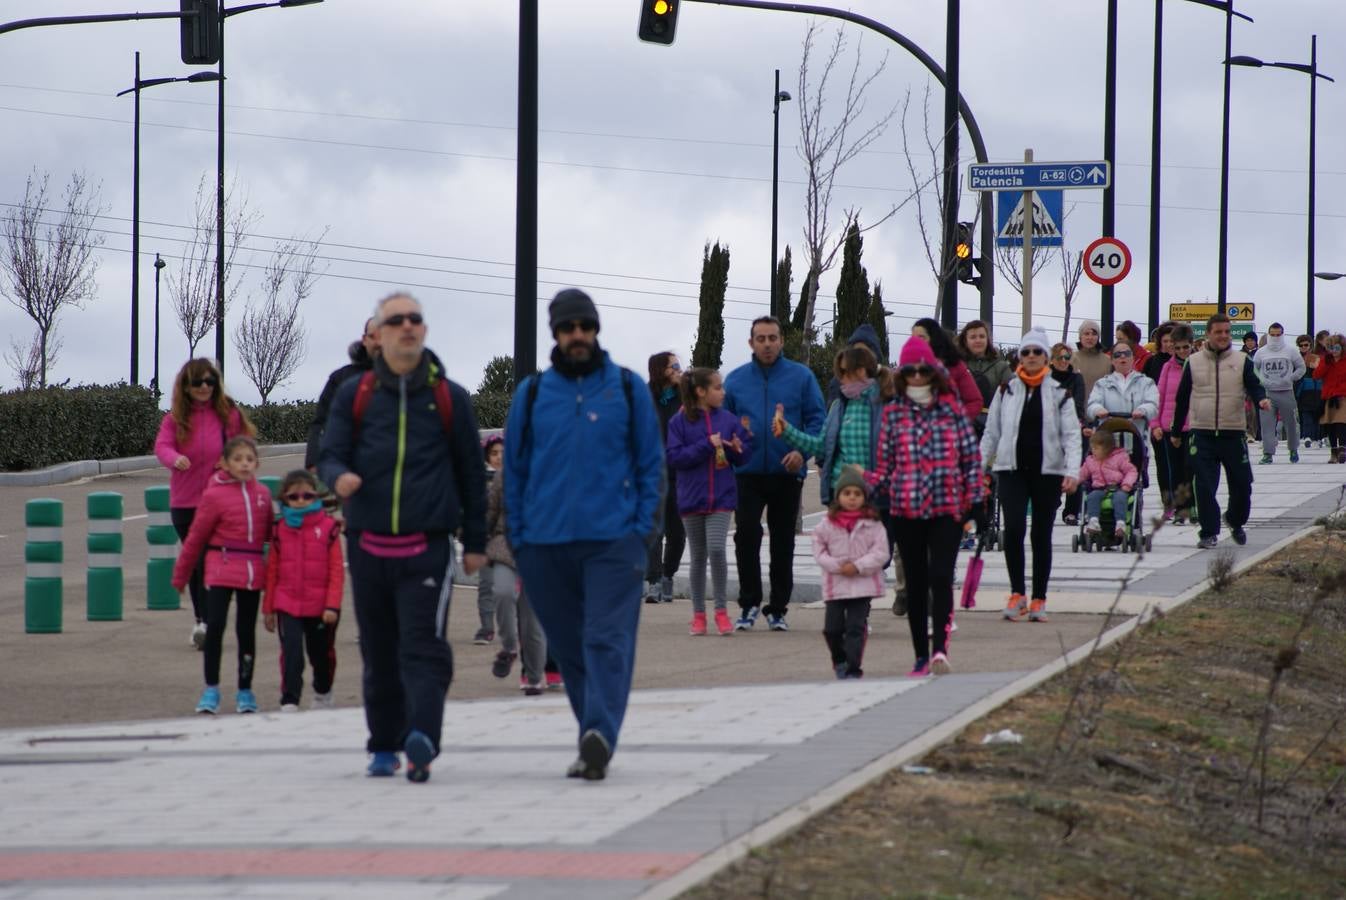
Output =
[
  {"x1": 967, "y1": 161, "x2": 1110, "y2": 192},
  {"x1": 996, "y1": 190, "x2": 1064, "y2": 248}
]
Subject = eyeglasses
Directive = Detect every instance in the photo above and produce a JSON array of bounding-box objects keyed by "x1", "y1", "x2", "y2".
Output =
[
  {"x1": 1020, "y1": 347, "x2": 1045, "y2": 357},
  {"x1": 900, "y1": 365, "x2": 933, "y2": 377},
  {"x1": 283, "y1": 492, "x2": 318, "y2": 503},
  {"x1": 381, "y1": 312, "x2": 424, "y2": 328},
  {"x1": 1112, "y1": 351, "x2": 1133, "y2": 358},
  {"x1": 557, "y1": 320, "x2": 597, "y2": 334},
  {"x1": 190, "y1": 377, "x2": 219, "y2": 388}
]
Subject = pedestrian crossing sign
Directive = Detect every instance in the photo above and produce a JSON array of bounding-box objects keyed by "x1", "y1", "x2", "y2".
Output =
[{"x1": 996, "y1": 190, "x2": 1064, "y2": 248}]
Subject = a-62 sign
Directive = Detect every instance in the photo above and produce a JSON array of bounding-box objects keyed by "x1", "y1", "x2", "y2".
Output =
[{"x1": 1083, "y1": 237, "x2": 1132, "y2": 286}]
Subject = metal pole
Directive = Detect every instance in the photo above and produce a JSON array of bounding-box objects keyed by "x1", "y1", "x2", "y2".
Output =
[
  {"x1": 130, "y1": 51, "x2": 140, "y2": 385},
  {"x1": 1022, "y1": 149, "x2": 1034, "y2": 331},
  {"x1": 214, "y1": 0, "x2": 226, "y2": 370},
  {"x1": 771, "y1": 68, "x2": 781, "y2": 319},
  {"x1": 513, "y1": 0, "x2": 538, "y2": 383},
  {"x1": 1307, "y1": 34, "x2": 1317, "y2": 335},
  {"x1": 1101, "y1": 0, "x2": 1118, "y2": 342},
  {"x1": 1148, "y1": 0, "x2": 1163, "y2": 335},
  {"x1": 939, "y1": 0, "x2": 960, "y2": 330},
  {"x1": 154, "y1": 253, "x2": 164, "y2": 399},
  {"x1": 1217, "y1": 2, "x2": 1233, "y2": 306}
]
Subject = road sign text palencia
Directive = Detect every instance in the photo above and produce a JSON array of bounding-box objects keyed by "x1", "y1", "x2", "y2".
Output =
[{"x1": 967, "y1": 161, "x2": 1111, "y2": 192}]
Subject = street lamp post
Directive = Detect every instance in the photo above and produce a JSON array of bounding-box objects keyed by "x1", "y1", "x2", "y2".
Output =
[
  {"x1": 212, "y1": 0, "x2": 323, "y2": 376},
  {"x1": 1230, "y1": 37, "x2": 1333, "y2": 334},
  {"x1": 153, "y1": 253, "x2": 166, "y2": 399},
  {"x1": 771, "y1": 69, "x2": 791, "y2": 320},
  {"x1": 118, "y1": 52, "x2": 219, "y2": 386}
]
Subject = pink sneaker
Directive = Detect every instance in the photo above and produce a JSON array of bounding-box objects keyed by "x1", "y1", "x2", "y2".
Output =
[
  {"x1": 930, "y1": 652, "x2": 952, "y2": 675},
  {"x1": 689, "y1": 612, "x2": 707, "y2": 636},
  {"x1": 713, "y1": 608, "x2": 733, "y2": 635},
  {"x1": 907, "y1": 658, "x2": 930, "y2": 678}
]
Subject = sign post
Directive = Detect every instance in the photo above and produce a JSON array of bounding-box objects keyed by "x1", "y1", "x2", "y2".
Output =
[{"x1": 1021, "y1": 150, "x2": 1034, "y2": 330}]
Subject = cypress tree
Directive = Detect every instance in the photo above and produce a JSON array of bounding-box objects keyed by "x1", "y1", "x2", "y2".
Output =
[
  {"x1": 865, "y1": 282, "x2": 890, "y2": 363},
  {"x1": 692, "y1": 241, "x2": 729, "y2": 368},
  {"x1": 772, "y1": 246, "x2": 793, "y2": 325},
  {"x1": 833, "y1": 221, "x2": 870, "y2": 344}
]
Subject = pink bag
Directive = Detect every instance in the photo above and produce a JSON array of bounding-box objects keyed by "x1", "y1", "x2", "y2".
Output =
[{"x1": 358, "y1": 532, "x2": 428, "y2": 559}]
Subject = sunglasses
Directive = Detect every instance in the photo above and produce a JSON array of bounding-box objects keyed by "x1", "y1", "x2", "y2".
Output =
[
  {"x1": 557, "y1": 320, "x2": 597, "y2": 334},
  {"x1": 1112, "y1": 351, "x2": 1133, "y2": 358},
  {"x1": 1331, "y1": 345, "x2": 1344, "y2": 353},
  {"x1": 1053, "y1": 353, "x2": 1072, "y2": 362},
  {"x1": 190, "y1": 377, "x2": 219, "y2": 388},
  {"x1": 284, "y1": 492, "x2": 318, "y2": 503},
  {"x1": 900, "y1": 365, "x2": 933, "y2": 377},
  {"x1": 381, "y1": 312, "x2": 424, "y2": 327},
  {"x1": 1020, "y1": 347, "x2": 1045, "y2": 357},
  {"x1": 668, "y1": 362, "x2": 682, "y2": 372}
]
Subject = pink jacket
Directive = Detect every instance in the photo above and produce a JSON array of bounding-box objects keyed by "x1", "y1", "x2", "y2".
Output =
[
  {"x1": 811, "y1": 515, "x2": 890, "y2": 601},
  {"x1": 173, "y1": 472, "x2": 274, "y2": 592},
  {"x1": 1154, "y1": 356, "x2": 1189, "y2": 432},
  {"x1": 1078, "y1": 447, "x2": 1138, "y2": 492},
  {"x1": 154, "y1": 403, "x2": 248, "y2": 508},
  {"x1": 263, "y1": 511, "x2": 343, "y2": 618}
]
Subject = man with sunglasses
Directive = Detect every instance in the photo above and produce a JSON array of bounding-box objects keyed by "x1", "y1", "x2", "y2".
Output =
[
  {"x1": 505, "y1": 289, "x2": 664, "y2": 781},
  {"x1": 1251, "y1": 323, "x2": 1305, "y2": 464},
  {"x1": 320, "y1": 292, "x2": 488, "y2": 783},
  {"x1": 1169, "y1": 314, "x2": 1270, "y2": 549}
]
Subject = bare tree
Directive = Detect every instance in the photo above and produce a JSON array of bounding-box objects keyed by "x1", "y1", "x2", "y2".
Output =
[
  {"x1": 993, "y1": 241, "x2": 1058, "y2": 297},
  {"x1": 796, "y1": 22, "x2": 900, "y2": 364},
  {"x1": 0, "y1": 170, "x2": 105, "y2": 388},
  {"x1": 167, "y1": 174, "x2": 258, "y2": 358},
  {"x1": 232, "y1": 233, "x2": 324, "y2": 403},
  {"x1": 4, "y1": 330, "x2": 62, "y2": 391},
  {"x1": 1060, "y1": 248, "x2": 1084, "y2": 342}
]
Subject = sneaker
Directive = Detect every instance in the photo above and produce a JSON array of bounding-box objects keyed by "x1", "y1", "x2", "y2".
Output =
[
  {"x1": 311, "y1": 692, "x2": 334, "y2": 710},
  {"x1": 279, "y1": 702, "x2": 300, "y2": 713},
  {"x1": 891, "y1": 590, "x2": 908, "y2": 617},
  {"x1": 1258, "y1": 454, "x2": 1273, "y2": 465},
  {"x1": 1063, "y1": 514, "x2": 1079, "y2": 526},
  {"x1": 1114, "y1": 524, "x2": 1126, "y2": 538},
  {"x1": 366, "y1": 751, "x2": 399, "y2": 777},
  {"x1": 523, "y1": 681, "x2": 544, "y2": 696},
  {"x1": 1197, "y1": 535, "x2": 1219, "y2": 549},
  {"x1": 1002, "y1": 593, "x2": 1027, "y2": 621},
  {"x1": 660, "y1": 576, "x2": 675, "y2": 602},
  {"x1": 472, "y1": 628, "x2": 495, "y2": 646},
  {"x1": 835, "y1": 662, "x2": 849, "y2": 680},
  {"x1": 491, "y1": 650, "x2": 517, "y2": 678},
  {"x1": 404, "y1": 730, "x2": 435, "y2": 784},
  {"x1": 907, "y1": 657, "x2": 930, "y2": 678},
  {"x1": 545, "y1": 670, "x2": 564, "y2": 691},
  {"x1": 713, "y1": 608, "x2": 733, "y2": 635},
  {"x1": 236, "y1": 689, "x2": 258, "y2": 714},
  {"x1": 1028, "y1": 599, "x2": 1048, "y2": 622},
  {"x1": 766, "y1": 614, "x2": 789, "y2": 632},
  {"x1": 566, "y1": 729, "x2": 611, "y2": 781},
  {"x1": 734, "y1": 606, "x2": 760, "y2": 632},
  {"x1": 689, "y1": 612, "x2": 707, "y2": 636},
  {"x1": 1290, "y1": 451, "x2": 1300, "y2": 463},
  {"x1": 1231, "y1": 526, "x2": 1247, "y2": 546},
  {"x1": 643, "y1": 582, "x2": 661, "y2": 604},
  {"x1": 930, "y1": 651, "x2": 952, "y2": 675},
  {"x1": 195, "y1": 685, "x2": 220, "y2": 715},
  {"x1": 1085, "y1": 517, "x2": 1101, "y2": 535},
  {"x1": 959, "y1": 535, "x2": 976, "y2": 550},
  {"x1": 190, "y1": 621, "x2": 207, "y2": 651}
]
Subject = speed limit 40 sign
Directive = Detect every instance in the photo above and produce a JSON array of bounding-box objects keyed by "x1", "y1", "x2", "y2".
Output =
[{"x1": 1083, "y1": 237, "x2": 1132, "y2": 286}]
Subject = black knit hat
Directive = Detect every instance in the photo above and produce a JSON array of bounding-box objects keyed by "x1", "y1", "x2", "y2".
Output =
[{"x1": 548, "y1": 288, "x2": 600, "y2": 334}]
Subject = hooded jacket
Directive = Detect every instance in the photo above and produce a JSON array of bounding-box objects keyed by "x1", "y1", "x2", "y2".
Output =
[
  {"x1": 172, "y1": 471, "x2": 274, "y2": 591},
  {"x1": 155, "y1": 403, "x2": 248, "y2": 509},
  {"x1": 263, "y1": 509, "x2": 343, "y2": 618},
  {"x1": 1079, "y1": 446, "x2": 1139, "y2": 492},
  {"x1": 1253, "y1": 335, "x2": 1306, "y2": 392},
  {"x1": 665, "y1": 407, "x2": 753, "y2": 515},
  {"x1": 981, "y1": 374, "x2": 1083, "y2": 477},
  {"x1": 1086, "y1": 370, "x2": 1160, "y2": 431},
  {"x1": 306, "y1": 340, "x2": 374, "y2": 468},
  {"x1": 318, "y1": 349, "x2": 487, "y2": 551},
  {"x1": 1155, "y1": 355, "x2": 1191, "y2": 432},
  {"x1": 724, "y1": 355, "x2": 826, "y2": 478},
  {"x1": 811, "y1": 515, "x2": 890, "y2": 602}
]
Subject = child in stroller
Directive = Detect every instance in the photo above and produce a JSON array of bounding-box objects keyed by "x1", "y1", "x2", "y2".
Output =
[{"x1": 1073, "y1": 419, "x2": 1145, "y2": 552}]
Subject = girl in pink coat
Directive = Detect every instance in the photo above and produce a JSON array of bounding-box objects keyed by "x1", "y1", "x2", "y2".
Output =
[
  {"x1": 172, "y1": 436, "x2": 274, "y2": 716},
  {"x1": 811, "y1": 468, "x2": 890, "y2": 679},
  {"x1": 263, "y1": 470, "x2": 343, "y2": 712},
  {"x1": 1078, "y1": 430, "x2": 1139, "y2": 537},
  {"x1": 154, "y1": 358, "x2": 251, "y2": 648},
  {"x1": 1153, "y1": 324, "x2": 1196, "y2": 523}
]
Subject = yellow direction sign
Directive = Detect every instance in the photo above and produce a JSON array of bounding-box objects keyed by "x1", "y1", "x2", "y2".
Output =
[
  {"x1": 1224, "y1": 304, "x2": 1255, "y2": 321},
  {"x1": 1168, "y1": 302, "x2": 1254, "y2": 322}
]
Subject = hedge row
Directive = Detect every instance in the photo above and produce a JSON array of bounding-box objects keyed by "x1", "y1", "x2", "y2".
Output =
[
  {"x1": 0, "y1": 384, "x2": 162, "y2": 471},
  {"x1": 241, "y1": 401, "x2": 318, "y2": 445}
]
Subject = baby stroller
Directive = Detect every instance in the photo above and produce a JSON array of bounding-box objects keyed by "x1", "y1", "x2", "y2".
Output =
[{"x1": 1071, "y1": 416, "x2": 1152, "y2": 554}]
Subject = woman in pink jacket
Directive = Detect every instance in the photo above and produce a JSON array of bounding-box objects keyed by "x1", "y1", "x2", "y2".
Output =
[
  {"x1": 1153, "y1": 324, "x2": 1196, "y2": 522},
  {"x1": 811, "y1": 467, "x2": 889, "y2": 679},
  {"x1": 155, "y1": 358, "x2": 252, "y2": 648},
  {"x1": 172, "y1": 436, "x2": 273, "y2": 716}
]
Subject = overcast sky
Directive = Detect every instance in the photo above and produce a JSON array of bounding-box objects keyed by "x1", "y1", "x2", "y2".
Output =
[{"x1": 0, "y1": 0, "x2": 1342, "y2": 403}]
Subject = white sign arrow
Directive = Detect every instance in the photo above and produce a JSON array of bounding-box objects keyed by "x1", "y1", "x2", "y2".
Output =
[{"x1": 1086, "y1": 166, "x2": 1107, "y2": 185}]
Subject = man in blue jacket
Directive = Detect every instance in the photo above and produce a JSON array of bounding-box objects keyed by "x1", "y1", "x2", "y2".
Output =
[
  {"x1": 724, "y1": 316, "x2": 826, "y2": 632},
  {"x1": 505, "y1": 289, "x2": 664, "y2": 781},
  {"x1": 320, "y1": 292, "x2": 487, "y2": 784}
]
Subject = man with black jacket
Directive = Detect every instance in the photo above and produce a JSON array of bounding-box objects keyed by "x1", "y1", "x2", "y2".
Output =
[
  {"x1": 320, "y1": 293, "x2": 487, "y2": 784},
  {"x1": 305, "y1": 318, "x2": 377, "y2": 470}
]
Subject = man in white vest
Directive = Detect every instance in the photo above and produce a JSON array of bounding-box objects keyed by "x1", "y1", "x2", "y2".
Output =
[{"x1": 1169, "y1": 314, "x2": 1270, "y2": 549}]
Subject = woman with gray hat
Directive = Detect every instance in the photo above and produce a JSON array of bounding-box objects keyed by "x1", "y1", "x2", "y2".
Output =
[{"x1": 1073, "y1": 320, "x2": 1112, "y2": 397}]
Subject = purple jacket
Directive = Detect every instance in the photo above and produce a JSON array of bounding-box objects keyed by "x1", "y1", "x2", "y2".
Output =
[{"x1": 665, "y1": 406, "x2": 753, "y2": 515}]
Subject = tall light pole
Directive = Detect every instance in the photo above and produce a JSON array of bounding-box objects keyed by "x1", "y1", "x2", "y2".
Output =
[
  {"x1": 1229, "y1": 36, "x2": 1333, "y2": 334},
  {"x1": 118, "y1": 53, "x2": 219, "y2": 385},
  {"x1": 212, "y1": 0, "x2": 323, "y2": 375},
  {"x1": 1215, "y1": 0, "x2": 1252, "y2": 307},
  {"x1": 771, "y1": 69, "x2": 791, "y2": 320},
  {"x1": 1101, "y1": 0, "x2": 1118, "y2": 341},
  {"x1": 153, "y1": 253, "x2": 166, "y2": 399}
]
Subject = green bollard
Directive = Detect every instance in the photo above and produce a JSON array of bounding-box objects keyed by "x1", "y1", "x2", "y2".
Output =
[
  {"x1": 144, "y1": 486, "x2": 180, "y2": 611},
  {"x1": 258, "y1": 475, "x2": 282, "y2": 500},
  {"x1": 86, "y1": 492, "x2": 124, "y2": 621},
  {"x1": 25, "y1": 499, "x2": 63, "y2": 634}
]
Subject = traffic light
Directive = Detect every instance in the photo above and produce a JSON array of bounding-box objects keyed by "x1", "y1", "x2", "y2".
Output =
[
  {"x1": 180, "y1": 0, "x2": 220, "y2": 66},
  {"x1": 638, "y1": 0, "x2": 679, "y2": 45},
  {"x1": 954, "y1": 221, "x2": 978, "y2": 286}
]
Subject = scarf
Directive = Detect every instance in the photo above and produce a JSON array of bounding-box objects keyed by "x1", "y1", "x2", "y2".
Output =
[
  {"x1": 831, "y1": 509, "x2": 866, "y2": 532},
  {"x1": 905, "y1": 384, "x2": 933, "y2": 405},
  {"x1": 1016, "y1": 365, "x2": 1048, "y2": 388},
  {"x1": 550, "y1": 341, "x2": 605, "y2": 378},
  {"x1": 840, "y1": 377, "x2": 875, "y2": 400},
  {"x1": 282, "y1": 500, "x2": 323, "y2": 529},
  {"x1": 659, "y1": 385, "x2": 678, "y2": 406}
]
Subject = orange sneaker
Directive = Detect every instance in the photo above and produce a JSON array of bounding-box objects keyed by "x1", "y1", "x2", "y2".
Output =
[
  {"x1": 1002, "y1": 593, "x2": 1027, "y2": 621},
  {"x1": 689, "y1": 612, "x2": 708, "y2": 636},
  {"x1": 713, "y1": 608, "x2": 733, "y2": 635},
  {"x1": 1028, "y1": 598, "x2": 1048, "y2": 622}
]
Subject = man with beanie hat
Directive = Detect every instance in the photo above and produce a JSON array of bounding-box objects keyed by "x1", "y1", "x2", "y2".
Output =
[{"x1": 504, "y1": 288, "x2": 665, "y2": 781}]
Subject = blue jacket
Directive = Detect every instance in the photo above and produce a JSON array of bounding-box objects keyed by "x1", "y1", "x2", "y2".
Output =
[
  {"x1": 504, "y1": 352, "x2": 665, "y2": 548},
  {"x1": 723, "y1": 357, "x2": 826, "y2": 478},
  {"x1": 666, "y1": 407, "x2": 753, "y2": 515},
  {"x1": 318, "y1": 350, "x2": 487, "y2": 552}
]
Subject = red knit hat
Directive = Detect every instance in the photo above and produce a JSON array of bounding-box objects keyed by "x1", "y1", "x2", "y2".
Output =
[{"x1": 898, "y1": 335, "x2": 939, "y2": 370}]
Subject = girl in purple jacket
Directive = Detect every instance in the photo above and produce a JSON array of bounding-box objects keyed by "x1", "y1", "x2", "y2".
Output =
[{"x1": 665, "y1": 368, "x2": 753, "y2": 636}]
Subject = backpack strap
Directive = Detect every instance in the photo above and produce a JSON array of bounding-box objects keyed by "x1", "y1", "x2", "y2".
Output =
[
  {"x1": 350, "y1": 371, "x2": 378, "y2": 436},
  {"x1": 430, "y1": 374, "x2": 454, "y2": 434},
  {"x1": 351, "y1": 369, "x2": 454, "y2": 436},
  {"x1": 522, "y1": 366, "x2": 635, "y2": 456}
]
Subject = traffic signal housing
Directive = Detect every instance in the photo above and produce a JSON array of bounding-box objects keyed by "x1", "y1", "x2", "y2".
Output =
[
  {"x1": 638, "y1": 0, "x2": 679, "y2": 45},
  {"x1": 954, "y1": 221, "x2": 979, "y2": 286},
  {"x1": 180, "y1": 0, "x2": 220, "y2": 65}
]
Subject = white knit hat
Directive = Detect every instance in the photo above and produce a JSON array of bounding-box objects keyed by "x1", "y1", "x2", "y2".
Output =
[{"x1": 1019, "y1": 327, "x2": 1051, "y2": 353}]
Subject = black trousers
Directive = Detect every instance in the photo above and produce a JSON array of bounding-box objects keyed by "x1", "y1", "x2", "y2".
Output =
[
  {"x1": 1061, "y1": 435, "x2": 1087, "y2": 521},
  {"x1": 733, "y1": 474, "x2": 803, "y2": 617},
  {"x1": 171, "y1": 507, "x2": 206, "y2": 622},
  {"x1": 276, "y1": 611, "x2": 338, "y2": 705},
  {"x1": 645, "y1": 481, "x2": 686, "y2": 582},
  {"x1": 1190, "y1": 432, "x2": 1253, "y2": 539},
  {"x1": 1151, "y1": 435, "x2": 1172, "y2": 502},
  {"x1": 1164, "y1": 431, "x2": 1196, "y2": 514},
  {"x1": 823, "y1": 597, "x2": 871, "y2": 675},
  {"x1": 997, "y1": 471, "x2": 1064, "y2": 600},
  {"x1": 203, "y1": 586, "x2": 259, "y2": 689},
  {"x1": 890, "y1": 516, "x2": 961, "y2": 661},
  {"x1": 348, "y1": 535, "x2": 455, "y2": 755}
]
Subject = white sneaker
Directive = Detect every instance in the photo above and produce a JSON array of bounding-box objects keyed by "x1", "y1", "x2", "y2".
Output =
[
  {"x1": 311, "y1": 692, "x2": 334, "y2": 710},
  {"x1": 190, "y1": 622, "x2": 206, "y2": 650},
  {"x1": 279, "y1": 703, "x2": 300, "y2": 713},
  {"x1": 1086, "y1": 517, "x2": 1101, "y2": 534}
]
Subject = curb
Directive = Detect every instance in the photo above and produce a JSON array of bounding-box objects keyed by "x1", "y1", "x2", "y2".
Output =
[
  {"x1": 0, "y1": 443, "x2": 307, "y2": 487},
  {"x1": 639, "y1": 522, "x2": 1326, "y2": 900}
]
